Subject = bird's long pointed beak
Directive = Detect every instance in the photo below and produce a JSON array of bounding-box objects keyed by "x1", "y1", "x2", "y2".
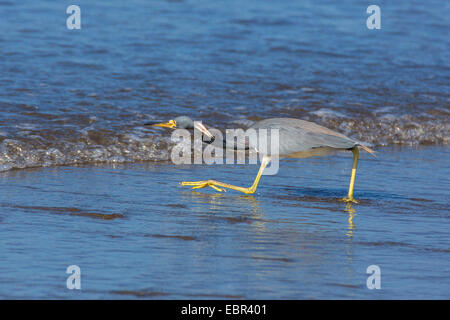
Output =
[
  {"x1": 194, "y1": 122, "x2": 214, "y2": 140},
  {"x1": 144, "y1": 120, "x2": 177, "y2": 128}
]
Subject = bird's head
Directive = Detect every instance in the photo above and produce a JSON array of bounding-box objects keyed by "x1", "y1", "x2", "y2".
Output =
[{"x1": 145, "y1": 116, "x2": 214, "y2": 140}]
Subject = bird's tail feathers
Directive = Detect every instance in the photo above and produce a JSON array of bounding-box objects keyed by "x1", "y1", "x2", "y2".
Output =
[{"x1": 358, "y1": 144, "x2": 376, "y2": 157}]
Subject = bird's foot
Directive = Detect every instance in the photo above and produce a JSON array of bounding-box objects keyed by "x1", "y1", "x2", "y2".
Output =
[
  {"x1": 181, "y1": 180, "x2": 225, "y2": 192},
  {"x1": 340, "y1": 196, "x2": 359, "y2": 204}
]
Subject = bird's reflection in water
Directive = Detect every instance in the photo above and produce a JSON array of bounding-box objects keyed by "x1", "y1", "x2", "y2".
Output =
[
  {"x1": 181, "y1": 190, "x2": 263, "y2": 216},
  {"x1": 344, "y1": 202, "x2": 356, "y2": 238},
  {"x1": 181, "y1": 189, "x2": 356, "y2": 238},
  {"x1": 180, "y1": 190, "x2": 267, "y2": 230},
  {"x1": 181, "y1": 190, "x2": 226, "y2": 212}
]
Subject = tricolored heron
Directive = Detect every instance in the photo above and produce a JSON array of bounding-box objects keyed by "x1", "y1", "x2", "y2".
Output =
[{"x1": 147, "y1": 116, "x2": 375, "y2": 203}]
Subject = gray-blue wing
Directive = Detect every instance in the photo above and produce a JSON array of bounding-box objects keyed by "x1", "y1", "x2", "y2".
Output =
[{"x1": 248, "y1": 118, "x2": 357, "y2": 156}]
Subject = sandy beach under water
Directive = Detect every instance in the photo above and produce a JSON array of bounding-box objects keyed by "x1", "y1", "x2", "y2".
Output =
[{"x1": 0, "y1": 146, "x2": 448, "y2": 299}]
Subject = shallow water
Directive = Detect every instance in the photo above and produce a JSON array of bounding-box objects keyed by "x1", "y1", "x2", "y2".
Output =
[{"x1": 0, "y1": 146, "x2": 448, "y2": 299}]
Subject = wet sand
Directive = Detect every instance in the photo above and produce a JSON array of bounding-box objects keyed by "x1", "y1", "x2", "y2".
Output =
[{"x1": 0, "y1": 146, "x2": 448, "y2": 299}]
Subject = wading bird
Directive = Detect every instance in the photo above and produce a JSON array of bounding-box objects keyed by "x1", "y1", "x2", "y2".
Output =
[{"x1": 148, "y1": 116, "x2": 375, "y2": 203}]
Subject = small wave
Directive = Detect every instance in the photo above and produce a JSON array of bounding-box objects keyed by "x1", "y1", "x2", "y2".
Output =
[{"x1": 0, "y1": 111, "x2": 448, "y2": 172}]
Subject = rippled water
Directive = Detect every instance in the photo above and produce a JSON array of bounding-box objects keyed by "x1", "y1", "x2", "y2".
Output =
[
  {"x1": 0, "y1": 147, "x2": 449, "y2": 299},
  {"x1": 0, "y1": 0, "x2": 449, "y2": 299},
  {"x1": 0, "y1": 0, "x2": 449, "y2": 171}
]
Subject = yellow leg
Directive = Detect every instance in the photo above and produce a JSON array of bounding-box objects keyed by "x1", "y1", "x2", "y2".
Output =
[
  {"x1": 341, "y1": 147, "x2": 359, "y2": 203},
  {"x1": 181, "y1": 157, "x2": 271, "y2": 194}
]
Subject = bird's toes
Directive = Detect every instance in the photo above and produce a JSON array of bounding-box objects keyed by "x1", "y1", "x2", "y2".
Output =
[
  {"x1": 192, "y1": 183, "x2": 208, "y2": 190},
  {"x1": 340, "y1": 197, "x2": 359, "y2": 204},
  {"x1": 208, "y1": 184, "x2": 225, "y2": 192},
  {"x1": 181, "y1": 181, "x2": 203, "y2": 186}
]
